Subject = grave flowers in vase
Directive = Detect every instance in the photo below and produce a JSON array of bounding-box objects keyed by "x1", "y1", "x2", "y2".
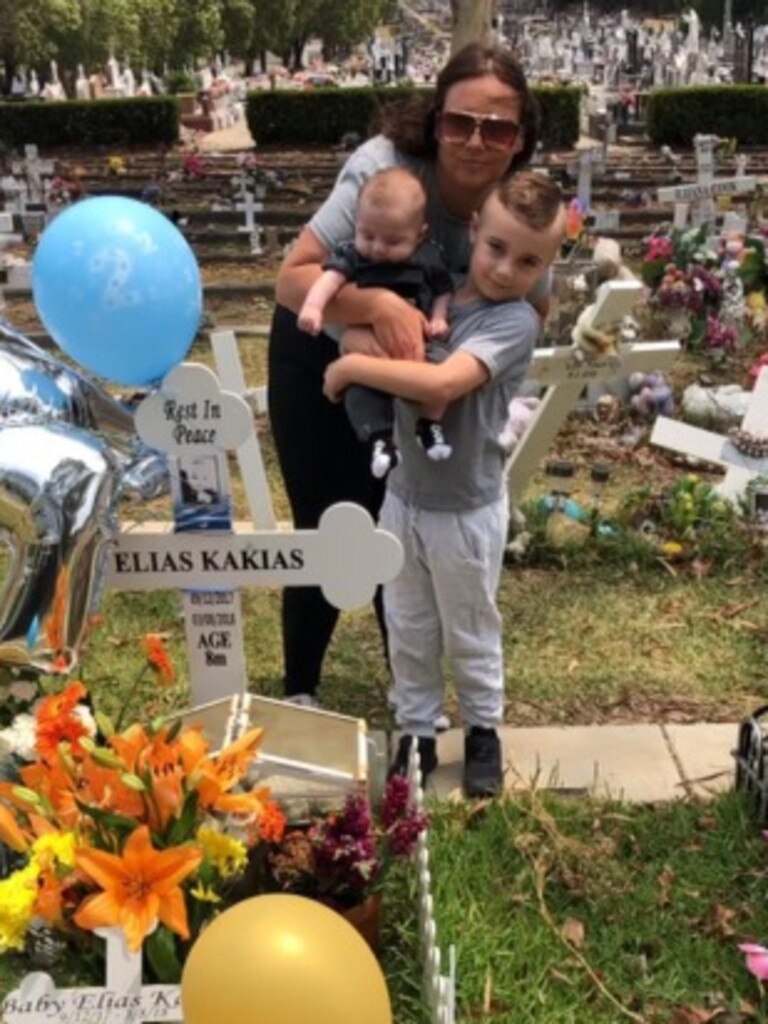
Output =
[
  {"x1": 641, "y1": 224, "x2": 768, "y2": 357},
  {"x1": 0, "y1": 672, "x2": 287, "y2": 983},
  {"x1": 230, "y1": 773, "x2": 429, "y2": 953}
]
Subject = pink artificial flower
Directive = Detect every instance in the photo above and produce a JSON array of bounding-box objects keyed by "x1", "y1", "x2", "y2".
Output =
[
  {"x1": 646, "y1": 236, "x2": 674, "y2": 262},
  {"x1": 739, "y1": 943, "x2": 768, "y2": 981}
]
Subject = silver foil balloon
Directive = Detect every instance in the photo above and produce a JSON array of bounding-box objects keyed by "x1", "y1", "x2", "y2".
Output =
[
  {"x1": 0, "y1": 319, "x2": 168, "y2": 499},
  {"x1": 0, "y1": 319, "x2": 169, "y2": 673},
  {"x1": 0, "y1": 423, "x2": 122, "y2": 674}
]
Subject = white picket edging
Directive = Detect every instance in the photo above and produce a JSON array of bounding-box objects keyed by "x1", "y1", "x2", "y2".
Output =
[{"x1": 408, "y1": 739, "x2": 457, "y2": 1024}]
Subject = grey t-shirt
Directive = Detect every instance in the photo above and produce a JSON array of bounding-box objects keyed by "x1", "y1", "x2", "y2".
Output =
[
  {"x1": 387, "y1": 296, "x2": 540, "y2": 512},
  {"x1": 308, "y1": 135, "x2": 551, "y2": 322}
]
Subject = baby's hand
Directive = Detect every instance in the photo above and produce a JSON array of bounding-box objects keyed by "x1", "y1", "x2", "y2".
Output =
[
  {"x1": 298, "y1": 306, "x2": 323, "y2": 336},
  {"x1": 427, "y1": 317, "x2": 449, "y2": 340}
]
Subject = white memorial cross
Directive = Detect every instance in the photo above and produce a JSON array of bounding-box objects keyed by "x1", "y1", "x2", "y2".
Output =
[
  {"x1": 651, "y1": 366, "x2": 768, "y2": 500},
  {"x1": 657, "y1": 134, "x2": 757, "y2": 230},
  {"x1": 2, "y1": 927, "x2": 182, "y2": 1024},
  {"x1": 232, "y1": 171, "x2": 263, "y2": 254},
  {"x1": 12, "y1": 144, "x2": 55, "y2": 206},
  {"x1": 506, "y1": 279, "x2": 681, "y2": 504},
  {"x1": 108, "y1": 338, "x2": 403, "y2": 707}
]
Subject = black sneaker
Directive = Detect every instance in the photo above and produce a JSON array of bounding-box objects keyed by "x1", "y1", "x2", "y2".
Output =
[
  {"x1": 463, "y1": 727, "x2": 503, "y2": 798},
  {"x1": 370, "y1": 437, "x2": 400, "y2": 479},
  {"x1": 415, "y1": 418, "x2": 452, "y2": 461},
  {"x1": 388, "y1": 734, "x2": 438, "y2": 786}
]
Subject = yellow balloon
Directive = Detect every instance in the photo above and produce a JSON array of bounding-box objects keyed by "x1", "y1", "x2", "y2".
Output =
[{"x1": 181, "y1": 894, "x2": 392, "y2": 1024}]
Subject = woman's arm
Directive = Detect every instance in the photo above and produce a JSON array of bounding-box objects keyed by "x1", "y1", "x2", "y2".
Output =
[
  {"x1": 324, "y1": 350, "x2": 488, "y2": 407},
  {"x1": 275, "y1": 227, "x2": 427, "y2": 359}
]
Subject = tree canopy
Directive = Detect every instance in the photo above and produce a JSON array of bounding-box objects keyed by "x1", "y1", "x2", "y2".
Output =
[{"x1": 0, "y1": 0, "x2": 395, "y2": 90}]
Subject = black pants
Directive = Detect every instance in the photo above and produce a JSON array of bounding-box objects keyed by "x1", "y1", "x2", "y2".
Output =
[{"x1": 267, "y1": 304, "x2": 387, "y2": 696}]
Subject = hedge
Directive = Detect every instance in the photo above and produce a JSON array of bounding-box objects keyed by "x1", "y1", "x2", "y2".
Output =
[
  {"x1": 0, "y1": 97, "x2": 179, "y2": 149},
  {"x1": 645, "y1": 86, "x2": 768, "y2": 146}
]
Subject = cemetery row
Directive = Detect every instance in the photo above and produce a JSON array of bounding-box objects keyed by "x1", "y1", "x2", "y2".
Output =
[{"x1": 3, "y1": 133, "x2": 768, "y2": 332}]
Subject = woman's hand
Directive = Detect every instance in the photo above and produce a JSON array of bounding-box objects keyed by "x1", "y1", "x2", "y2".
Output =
[
  {"x1": 341, "y1": 326, "x2": 387, "y2": 358},
  {"x1": 369, "y1": 291, "x2": 427, "y2": 360}
]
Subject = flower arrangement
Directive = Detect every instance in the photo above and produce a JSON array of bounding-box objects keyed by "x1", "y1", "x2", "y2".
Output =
[
  {"x1": 640, "y1": 224, "x2": 768, "y2": 360},
  {"x1": 0, "y1": 638, "x2": 427, "y2": 978},
  {"x1": 0, "y1": 675, "x2": 283, "y2": 979},
  {"x1": 239, "y1": 775, "x2": 428, "y2": 914},
  {"x1": 619, "y1": 472, "x2": 737, "y2": 558}
]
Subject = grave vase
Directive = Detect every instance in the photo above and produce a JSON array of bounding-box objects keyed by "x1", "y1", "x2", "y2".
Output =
[
  {"x1": 339, "y1": 892, "x2": 382, "y2": 955},
  {"x1": 666, "y1": 308, "x2": 691, "y2": 341}
]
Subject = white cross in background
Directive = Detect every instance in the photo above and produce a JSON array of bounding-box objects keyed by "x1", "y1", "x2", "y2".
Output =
[
  {"x1": 232, "y1": 171, "x2": 264, "y2": 253},
  {"x1": 657, "y1": 134, "x2": 756, "y2": 229},
  {"x1": 651, "y1": 366, "x2": 768, "y2": 500},
  {"x1": 507, "y1": 279, "x2": 681, "y2": 504}
]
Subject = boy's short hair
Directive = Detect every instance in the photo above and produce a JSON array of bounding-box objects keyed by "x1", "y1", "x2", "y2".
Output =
[
  {"x1": 358, "y1": 167, "x2": 427, "y2": 220},
  {"x1": 490, "y1": 171, "x2": 564, "y2": 231}
]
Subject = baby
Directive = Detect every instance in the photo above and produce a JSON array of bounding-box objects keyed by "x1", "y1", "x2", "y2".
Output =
[{"x1": 298, "y1": 166, "x2": 455, "y2": 478}]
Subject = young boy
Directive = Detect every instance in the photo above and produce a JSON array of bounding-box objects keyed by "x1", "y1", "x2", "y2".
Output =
[
  {"x1": 323, "y1": 171, "x2": 566, "y2": 797},
  {"x1": 299, "y1": 167, "x2": 455, "y2": 478}
]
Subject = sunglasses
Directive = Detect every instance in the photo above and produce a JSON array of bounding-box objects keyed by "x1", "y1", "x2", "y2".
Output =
[{"x1": 438, "y1": 110, "x2": 521, "y2": 150}]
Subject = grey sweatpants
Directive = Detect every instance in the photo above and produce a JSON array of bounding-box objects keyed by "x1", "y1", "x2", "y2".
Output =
[{"x1": 380, "y1": 490, "x2": 507, "y2": 736}]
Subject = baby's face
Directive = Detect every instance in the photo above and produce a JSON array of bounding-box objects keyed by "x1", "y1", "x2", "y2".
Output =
[{"x1": 354, "y1": 197, "x2": 425, "y2": 264}]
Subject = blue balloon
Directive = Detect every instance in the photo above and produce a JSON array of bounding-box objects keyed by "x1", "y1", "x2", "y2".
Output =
[{"x1": 32, "y1": 196, "x2": 202, "y2": 386}]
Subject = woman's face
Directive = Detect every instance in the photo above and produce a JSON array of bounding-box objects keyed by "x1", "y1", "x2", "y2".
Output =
[{"x1": 435, "y1": 74, "x2": 525, "y2": 198}]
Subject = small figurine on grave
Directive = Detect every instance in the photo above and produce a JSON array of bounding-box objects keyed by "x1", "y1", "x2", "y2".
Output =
[
  {"x1": 629, "y1": 370, "x2": 675, "y2": 421},
  {"x1": 106, "y1": 154, "x2": 126, "y2": 177},
  {"x1": 720, "y1": 258, "x2": 746, "y2": 333}
]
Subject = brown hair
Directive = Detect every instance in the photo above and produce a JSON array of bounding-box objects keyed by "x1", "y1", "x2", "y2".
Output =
[
  {"x1": 488, "y1": 171, "x2": 564, "y2": 231},
  {"x1": 378, "y1": 43, "x2": 539, "y2": 174},
  {"x1": 358, "y1": 167, "x2": 427, "y2": 220}
]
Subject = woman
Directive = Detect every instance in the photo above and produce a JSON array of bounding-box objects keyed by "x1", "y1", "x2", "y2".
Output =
[{"x1": 267, "y1": 42, "x2": 546, "y2": 706}]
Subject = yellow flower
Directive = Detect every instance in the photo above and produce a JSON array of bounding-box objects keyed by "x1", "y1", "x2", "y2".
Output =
[
  {"x1": 0, "y1": 863, "x2": 40, "y2": 953},
  {"x1": 31, "y1": 830, "x2": 77, "y2": 871},
  {"x1": 74, "y1": 824, "x2": 202, "y2": 952},
  {"x1": 196, "y1": 825, "x2": 248, "y2": 879},
  {"x1": 190, "y1": 882, "x2": 222, "y2": 903}
]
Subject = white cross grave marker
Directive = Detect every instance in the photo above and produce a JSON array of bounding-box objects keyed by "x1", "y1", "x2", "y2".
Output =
[
  {"x1": 108, "y1": 335, "x2": 403, "y2": 706},
  {"x1": 657, "y1": 134, "x2": 757, "y2": 230},
  {"x1": 651, "y1": 366, "x2": 768, "y2": 500},
  {"x1": 232, "y1": 172, "x2": 263, "y2": 254},
  {"x1": 2, "y1": 927, "x2": 182, "y2": 1024},
  {"x1": 507, "y1": 279, "x2": 681, "y2": 504}
]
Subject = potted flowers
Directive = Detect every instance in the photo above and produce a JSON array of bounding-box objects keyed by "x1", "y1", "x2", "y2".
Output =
[{"x1": 232, "y1": 773, "x2": 428, "y2": 953}]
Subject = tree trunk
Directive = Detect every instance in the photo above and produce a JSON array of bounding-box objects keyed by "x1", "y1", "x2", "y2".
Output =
[{"x1": 450, "y1": 0, "x2": 496, "y2": 54}]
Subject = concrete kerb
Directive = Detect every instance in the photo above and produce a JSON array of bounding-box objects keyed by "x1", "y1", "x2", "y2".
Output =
[{"x1": 417, "y1": 722, "x2": 738, "y2": 803}]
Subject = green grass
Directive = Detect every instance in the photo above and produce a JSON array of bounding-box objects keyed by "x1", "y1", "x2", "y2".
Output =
[
  {"x1": 381, "y1": 789, "x2": 768, "y2": 1023},
  {"x1": 3, "y1": 790, "x2": 767, "y2": 1023}
]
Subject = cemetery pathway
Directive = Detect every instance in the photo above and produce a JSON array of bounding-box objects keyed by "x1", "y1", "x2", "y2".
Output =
[{"x1": 401, "y1": 721, "x2": 738, "y2": 803}]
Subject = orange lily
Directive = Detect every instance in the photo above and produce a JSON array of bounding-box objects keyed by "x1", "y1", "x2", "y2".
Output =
[
  {"x1": 0, "y1": 802, "x2": 28, "y2": 853},
  {"x1": 194, "y1": 727, "x2": 263, "y2": 811},
  {"x1": 74, "y1": 825, "x2": 202, "y2": 952},
  {"x1": 142, "y1": 633, "x2": 174, "y2": 685},
  {"x1": 35, "y1": 680, "x2": 90, "y2": 761}
]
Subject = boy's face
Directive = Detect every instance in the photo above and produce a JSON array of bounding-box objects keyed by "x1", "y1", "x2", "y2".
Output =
[
  {"x1": 354, "y1": 196, "x2": 426, "y2": 264},
  {"x1": 467, "y1": 193, "x2": 565, "y2": 304}
]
